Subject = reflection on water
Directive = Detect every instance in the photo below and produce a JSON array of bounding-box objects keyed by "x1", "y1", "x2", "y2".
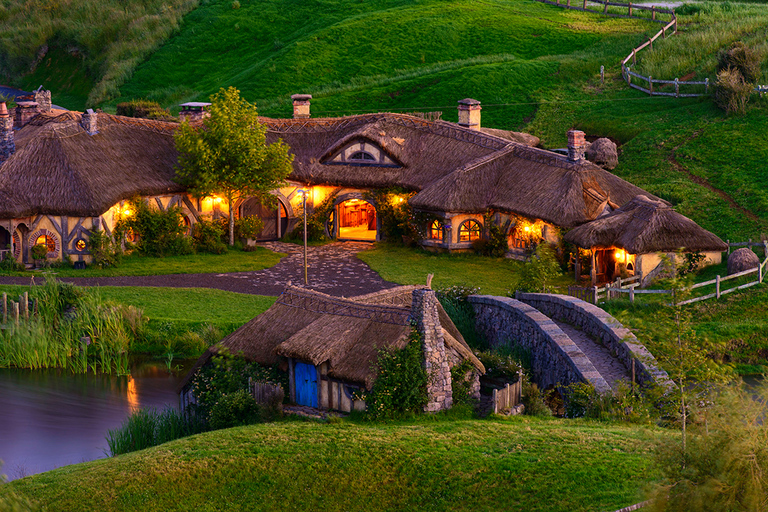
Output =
[{"x1": 0, "y1": 360, "x2": 192, "y2": 481}]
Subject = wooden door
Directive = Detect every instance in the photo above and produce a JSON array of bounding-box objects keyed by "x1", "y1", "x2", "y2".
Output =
[{"x1": 294, "y1": 361, "x2": 318, "y2": 408}]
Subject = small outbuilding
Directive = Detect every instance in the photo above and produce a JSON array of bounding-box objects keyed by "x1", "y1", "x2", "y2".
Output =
[
  {"x1": 179, "y1": 285, "x2": 484, "y2": 413},
  {"x1": 564, "y1": 195, "x2": 728, "y2": 286}
]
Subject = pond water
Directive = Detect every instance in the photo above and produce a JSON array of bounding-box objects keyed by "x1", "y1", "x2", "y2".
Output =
[{"x1": 0, "y1": 361, "x2": 191, "y2": 481}]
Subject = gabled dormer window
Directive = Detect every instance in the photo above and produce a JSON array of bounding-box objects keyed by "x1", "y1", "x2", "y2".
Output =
[{"x1": 324, "y1": 140, "x2": 400, "y2": 167}]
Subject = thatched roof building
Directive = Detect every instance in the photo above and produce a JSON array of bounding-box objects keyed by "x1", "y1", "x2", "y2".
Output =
[
  {"x1": 564, "y1": 195, "x2": 727, "y2": 254},
  {"x1": 0, "y1": 111, "x2": 181, "y2": 218},
  {"x1": 179, "y1": 285, "x2": 484, "y2": 413}
]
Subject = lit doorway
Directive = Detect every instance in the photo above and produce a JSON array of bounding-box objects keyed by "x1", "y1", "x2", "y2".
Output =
[{"x1": 337, "y1": 199, "x2": 376, "y2": 241}]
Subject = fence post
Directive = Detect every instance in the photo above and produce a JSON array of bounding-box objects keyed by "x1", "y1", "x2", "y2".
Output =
[
  {"x1": 652, "y1": 5, "x2": 656, "y2": 20},
  {"x1": 649, "y1": 75, "x2": 653, "y2": 94},
  {"x1": 760, "y1": 261, "x2": 763, "y2": 284},
  {"x1": 705, "y1": 77, "x2": 709, "y2": 94},
  {"x1": 2, "y1": 292, "x2": 6, "y2": 324},
  {"x1": 583, "y1": 0, "x2": 587, "y2": 9},
  {"x1": 674, "y1": 17, "x2": 677, "y2": 34},
  {"x1": 600, "y1": 65, "x2": 604, "y2": 84},
  {"x1": 567, "y1": 0, "x2": 571, "y2": 6},
  {"x1": 716, "y1": 274, "x2": 721, "y2": 299},
  {"x1": 604, "y1": 1, "x2": 608, "y2": 14},
  {"x1": 492, "y1": 388, "x2": 498, "y2": 415},
  {"x1": 629, "y1": 286, "x2": 635, "y2": 303},
  {"x1": 649, "y1": 36, "x2": 653, "y2": 51},
  {"x1": 23, "y1": 292, "x2": 28, "y2": 319},
  {"x1": 675, "y1": 78, "x2": 679, "y2": 97},
  {"x1": 632, "y1": 48, "x2": 637, "y2": 65},
  {"x1": 13, "y1": 301, "x2": 19, "y2": 325},
  {"x1": 628, "y1": 1, "x2": 632, "y2": 16},
  {"x1": 727, "y1": 239, "x2": 730, "y2": 255}
]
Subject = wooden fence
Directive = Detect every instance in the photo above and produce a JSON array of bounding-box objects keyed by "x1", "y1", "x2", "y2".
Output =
[
  {"x1": 250, "y1": 380, "x2": 284, "y2": 405},
  {"x1": 491, "y1": 379, "x2": 522, "y2": 415},
  {"x1": 568, "y1": 275, "x2": 640, "y2": 304},
  {"x1": 1, "y1": 291, "x2": 35, "y2": 326}
]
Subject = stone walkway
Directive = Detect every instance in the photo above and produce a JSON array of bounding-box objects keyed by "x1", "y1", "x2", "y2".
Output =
[
  {"x1": 552, "y1": 319, "x2": 631, "y2": 391},
  {"x1": 0, "y1": 241, "x2": 399, "y2": 298}
]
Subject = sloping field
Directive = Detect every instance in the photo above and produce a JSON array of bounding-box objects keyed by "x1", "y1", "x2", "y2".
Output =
[{"x1": 5, "y1": 417, "x2": 666, "y2": 512}]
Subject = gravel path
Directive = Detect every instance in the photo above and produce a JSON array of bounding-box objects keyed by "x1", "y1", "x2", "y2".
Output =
[
  {"x1": 0, "y1": 242, "x2": 399, "y2": 298},
  {"x1": 552, "y1": 319, "x2": 631, "y2": 391}
]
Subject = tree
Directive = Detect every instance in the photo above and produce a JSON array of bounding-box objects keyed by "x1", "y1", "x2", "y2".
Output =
[{"x1": 174, "y1": 87, "x2": 294, "y2": 246}]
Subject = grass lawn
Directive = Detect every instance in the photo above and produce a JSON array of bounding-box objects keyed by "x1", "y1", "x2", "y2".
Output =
[
  {"x1": 2, "y1": 247, "x2": 285, "y2": 278},
  {"x1": 5, "y1": 416, "x2": 668, "y2": 512},
  {"x1": 357, "y1": 243, "x2": 572, "y2": 296},
  {"x1": 0, "y1": 284, "x2": 275, "y2": 333}
]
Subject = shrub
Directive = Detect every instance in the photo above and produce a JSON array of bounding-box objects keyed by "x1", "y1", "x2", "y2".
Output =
[
  {"x1": 366, "y1": 331, "x2": 429, "y2": 419},
  {"x1": 521, "y1": 380, "x2": 552, "y2": 417},
  {"x1": 513, "y1": 244, "x2": 562, "y2": 293},
  {"x1": 208, "y1": 389, "x2": 262, "y2": 430},
  {"x1": 106, "y1": 407, "x2": 206, "y2": 456},
  {"x1": 119, "y1": 198, "x2": 193, "y2": 257},
  {"x1": 436, "y1": 285, "x2": 484, "y2": 350},
  {"x1": 235, "y1": 215, "x2": 263, "y2": 240},
  {"x1": 192, "y1": 217, "x2": 227, "y2": 254},
  {"x1": 473, "y1": 215, "x2": 508, "y2": 257},
  {"x1": 450, "y1": 359, "x2": 476, "y2": 407},
  {"x1": 115, "y1": 99, "x2": 173, "y2": 121},
  {"x1": 0, "y1": 254, "x2": 23, "y2": 272},
  {"x1": 715, "y1": 67, "x2": 755, "y2": 115},
  {"x1": 366, "y1": 189, "x2": 420, "y2": 243},
  {"x1": 476, "y1": 349, "x2": 524, "y2": 381},
  {"x1": 288, "y1": 191, "x2": 336, "y2": 242},
  {"x1": 717, "y1": 41, "x2": 762, "y2": 84},
  {"x1": 30, "y1": 243, "x2": 47, "y2": 261},
  {"x1": 88, "y1": 228, "x2": 122, "y2": 268},
  {"x1": 678, "y1": 252, "x2": 706, "y2": 276}
]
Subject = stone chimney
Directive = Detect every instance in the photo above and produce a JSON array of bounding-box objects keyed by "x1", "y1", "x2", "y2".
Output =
[
  {"x1": 14, "y1": 101, "x2": 40, "y2": 129},
  {"x1": 34, "y1": 86, "x2": 52, "y2": 113},
  {"x1": 0, "y1": 102, "x2": 15, "y2": 165},
  {"x1": 457, "y1": 98, "x2": 481, "y2": 131},
  {"x1": 567, "y1": 129, "x2": 587, "y2": 162},
  {"x1": 81, "y1": 109, "x2": 98, "y2": 135},
  {"x1": 411, "y1": 288, "x2": 453, "y2": 412},
  {"x1": 291, "y1": 94, "x2": 312, "y2": 119},
  {"x1": 178, "y1": 102, "x2": 211, "y2": 123}
]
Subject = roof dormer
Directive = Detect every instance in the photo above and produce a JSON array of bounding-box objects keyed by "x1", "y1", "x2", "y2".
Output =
[{"x1": 323, "y1": 139, "x2": 400, "y2": 167}]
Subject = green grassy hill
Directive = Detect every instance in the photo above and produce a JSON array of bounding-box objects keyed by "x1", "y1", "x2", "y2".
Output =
[
  {"x1": 2, "y1": 0, "x2": 766, "y2": 240},
  {"x1": 5, "y1": 417, "x2": 667, "y2": 512}
]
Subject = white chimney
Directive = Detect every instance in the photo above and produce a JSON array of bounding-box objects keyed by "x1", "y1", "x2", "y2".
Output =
[
  {"x1": 457, "y1": 98, "x2": 481, "y2": 130},
  {"x1": 291, "y1": 94, "x2": 312, "y2": 119}
]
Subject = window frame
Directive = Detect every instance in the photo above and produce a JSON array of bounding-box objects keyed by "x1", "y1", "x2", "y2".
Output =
[{"x1": 458, "y1": 219, "x2": 482, "y2": 242}]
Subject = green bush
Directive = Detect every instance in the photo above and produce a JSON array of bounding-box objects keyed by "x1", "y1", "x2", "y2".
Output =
[
  {"x1": 366, "y1": 331, "x2": 429, "y2": 419},
  {"x1": 366, "y1": 189, "x2": 420, "y2": 243},
  {"x1": 116, "y1": 100, "x2": 173, "y2": 121},
  {"x1": 192, "y1": 217, "x2": 227, "y2": 254},
  {"x1": 513, "y1": 244, "x2": 562, "y2": 293},
  {"x1": 450, "y1": 359, "x2": 476, "y2": 407},
  {"x1": 476, "y1": 349, "x2": 524, "y2": 381},
  {"x1": 106, "y1": 407, "x2": 206, "y2": 456},
  {"x1": 288, "y1": 192, "x2": 336, "y2": 243},
  {"x1": 473, "y1": 216, "x2": 509, "y2": 257},
  {"x1": 88, "y1": 228, "x2": 122, "y2": 268},
  {"x1": 30, "y1": 243, "x2": 47, "y2": 261},
  {"x1": 208, "y1": 389, "x2": 262, "y2": 430},
  {"x1": 118, "y1": 198, "x2": 193, "y2": 257},
  {"x1": 0, "y1": 255, "x2": 23, "y2": 272},
  {"x1": 436, "y1": 285, "x2": 484, "y2": 350},
  {"x1": 235, "y1": 215, "x2": 263, "y2": 240},
  {"x1": 521, "y1": 380, "x2": 552, "y2": 417}
]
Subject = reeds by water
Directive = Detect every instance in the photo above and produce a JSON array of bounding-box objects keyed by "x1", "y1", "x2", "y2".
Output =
[
  {"x1": 106, "y1": 407, "x2": 207, "y2": 456},
  {"x1": 0, "y1": 279, "x2": 135, "y2": 374}
]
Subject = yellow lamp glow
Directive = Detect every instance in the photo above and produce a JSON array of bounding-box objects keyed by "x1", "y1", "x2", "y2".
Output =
[
  {"x1": 523, "y1": 225, "x2": 531, "y2": 233},
  {"x1": 615, "y1": 249, "x2": 626, "y2": 262},
  {"x1": 122, "y1": 209, "x2": 132, "y2": 217},
  {"x1": 214, "y1": 196, "x2": 222, "y2": 204}
]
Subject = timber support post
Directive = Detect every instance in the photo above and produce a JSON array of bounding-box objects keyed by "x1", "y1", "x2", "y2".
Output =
[{"x1": 2, "y1": 292, "x2": 6, "y2": 324}]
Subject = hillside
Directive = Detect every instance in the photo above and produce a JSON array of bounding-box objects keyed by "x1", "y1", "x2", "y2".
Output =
[
  {"x1": 2, "y1": 0, "x2": 766, "y2": 241},
  {"x1": 5, "y1": 417, "x2": 666, "y2": 512}
]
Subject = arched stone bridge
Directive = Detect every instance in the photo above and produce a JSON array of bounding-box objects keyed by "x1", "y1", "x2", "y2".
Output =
[{"x1": 468, "y1": 293, "x2": 673, "y2": 394}]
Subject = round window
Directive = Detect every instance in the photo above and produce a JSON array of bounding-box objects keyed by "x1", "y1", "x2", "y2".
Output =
[{"x1": 75, "y1": 239, "x2": 87, "y2": 251}]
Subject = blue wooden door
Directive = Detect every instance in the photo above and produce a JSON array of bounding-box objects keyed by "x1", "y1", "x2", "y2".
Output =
[{"x1": 294, "y1": 361, "x2": 318, "y2": 408}]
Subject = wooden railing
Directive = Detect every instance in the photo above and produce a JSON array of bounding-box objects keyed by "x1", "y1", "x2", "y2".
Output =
[
  {"x1": 568, "y1": 275, "x2": 641, "y2": 304},
  {"x1": 250, "y1": 380, "x2": 284, "y2": 405},
  {"x1": 1, "y1": 291, "x2": 35, "y2": 326},
  {"x1": 491, "y1": 379, "x2": 522, "y2": 415}
]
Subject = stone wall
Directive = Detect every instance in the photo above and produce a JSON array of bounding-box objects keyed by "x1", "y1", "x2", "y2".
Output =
[
  {"x1": 516, "y1": 293, "x2": 673, "y2": 389},
  {"x1": 411, "y1": 289, "x2": 453, "y2": 412},
  {"x1": 468, "y1": 295, "x2": 611, "y2": 393}
]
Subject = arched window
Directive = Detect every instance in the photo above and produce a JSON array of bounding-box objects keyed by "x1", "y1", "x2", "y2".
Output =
[
  {"x1": 429, "y1": 220, "x2": 444, "y2": 241},
  {"x1": 35, "y1": 234, "x2": 56, "y2": 254},
  {"x1": 349, "y1": 151, "x2": 376, "y2": 162},
  {"x1": 458, "y1": 220, "x2": 482, "y2": 242}
]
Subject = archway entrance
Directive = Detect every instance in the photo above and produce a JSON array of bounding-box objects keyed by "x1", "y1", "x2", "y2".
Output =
[
  {"x1": 240, "y1": 197, "x2": 289, "y2": 241},
  {"x1": 336, "y1": 198, "x2": 376, "y2": 241}
]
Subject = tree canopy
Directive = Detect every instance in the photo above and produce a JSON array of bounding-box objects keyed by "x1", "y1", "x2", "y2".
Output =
[{"x1": 174, "y1": 87, "x2": 294, "y2": 245}]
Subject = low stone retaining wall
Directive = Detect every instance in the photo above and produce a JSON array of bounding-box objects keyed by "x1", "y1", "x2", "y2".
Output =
[
  {"x1": 469, "y1": 295, "x2": 611, "y2": 394},
  {"x1": 516, "y1": 293, "x2": 673, "y2": 389}
]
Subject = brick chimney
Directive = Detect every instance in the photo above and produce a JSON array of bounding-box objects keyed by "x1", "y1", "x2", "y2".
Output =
[
  {"x1": 457, "y1": 98, "x2": 481, "y2": 131},
  {"x1": 567, "y1": 129, "x2": 587, "y2": 162},
  {"x1": 14, "y1": 101, "x2": 40, "y2": 128},
  {"x1": 291, "y1": 94, "x2": 312, "y2": 119},
  {"x1": 0, "y1": 102, "x2": 15, "y2": 165},
  {"x1": 34, "y1": 86, "x2": 52, "y2": 113},
  {"x1": 81, "y1": 109, "x2": 98, "y2": 135}
]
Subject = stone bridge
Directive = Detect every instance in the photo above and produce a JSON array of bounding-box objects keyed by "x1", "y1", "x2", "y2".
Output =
[{"x1": 468, "y1": 293, "x2": 673, "y2": 394}]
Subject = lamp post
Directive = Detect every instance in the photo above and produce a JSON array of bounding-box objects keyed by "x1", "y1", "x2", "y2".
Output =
[{"x1": 299, "y1": 190, "x2": 308, "y2": 285}]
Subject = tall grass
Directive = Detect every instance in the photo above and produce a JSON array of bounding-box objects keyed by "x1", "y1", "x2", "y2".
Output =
[
  {"x1": 0, "y1": 279, "x2": 136, "y2": 374},
  {"x1": 635, "y1": 3, "x2": 768, "y2": 81},
  {"x1": 106, "y1": 407, "x2": 206, "y2": 456}
]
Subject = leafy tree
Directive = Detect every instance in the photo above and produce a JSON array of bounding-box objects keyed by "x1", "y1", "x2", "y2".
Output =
[{"x1": 174, "y1": 87, "x2": 294, "y2": 245}]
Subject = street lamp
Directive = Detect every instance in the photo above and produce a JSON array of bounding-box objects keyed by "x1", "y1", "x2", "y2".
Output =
[{"x1": 298, "y1": 190, "x2": 308, "y2": 285}]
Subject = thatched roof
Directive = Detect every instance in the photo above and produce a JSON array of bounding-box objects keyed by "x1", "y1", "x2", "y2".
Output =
[
  {"x1": 564, "y1": 195, "x2": 728, "y2": 253},
  {"x1": 0, "y1": 111, "x2": 182, "y2": 218},
  {"x1": 262, "y1": 114, "x2": 509, "y2": 191},
  {"x1": 409, "y1": 144, "x2": 656, "y2": 228},
  {"x1": 179, "y1": 285, "x2": 483, "y2": 392}
]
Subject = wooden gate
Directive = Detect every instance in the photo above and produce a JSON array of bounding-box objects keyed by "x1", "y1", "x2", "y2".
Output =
[{"x1": 294, "y1": 361, "x2": 318, "y2": 408}]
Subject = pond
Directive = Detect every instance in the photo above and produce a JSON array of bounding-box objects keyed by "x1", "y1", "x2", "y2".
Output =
[{"x1": 0, "y1": 360, "x2": 192, "y2": 481}]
